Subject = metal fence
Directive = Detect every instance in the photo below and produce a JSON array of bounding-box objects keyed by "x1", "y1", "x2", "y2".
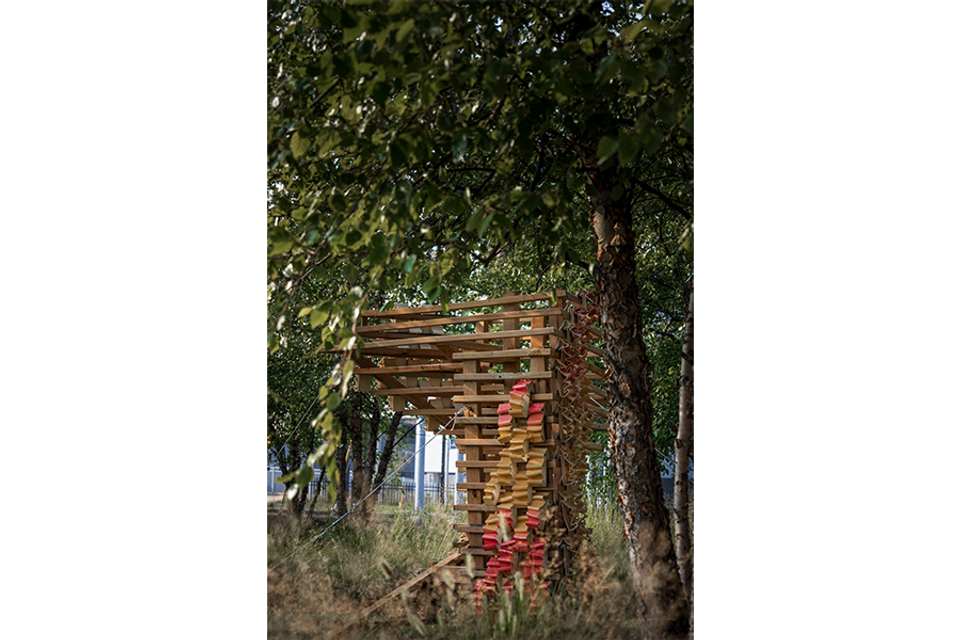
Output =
[{"x1": 268, "y1": 467, "x2": 460, "y2": 506}]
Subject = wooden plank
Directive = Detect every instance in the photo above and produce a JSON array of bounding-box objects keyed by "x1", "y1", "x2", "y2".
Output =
[
  {"x1": 456, "y1": 482, "x2": 490, "y2": 490},
  {"x1": 368, "y1": 385, "x2": 463, "y2": 397},
  {"x1": 454, "y1": 371, "x2": 553, "y2": 381},
  {"x1": 452, "y1": 416, "x2": 499, "y2": 424},
  {"x1": 447, "y1": 428, "x2": 500, "y2": 438},
  {"x1": 453, "y1": 524, "x2": 486, "y2": 534},
  {"x1": 354, "y1": 363, "x2": 463, "y2": 375},
  {"x1": 455, "y1": 460, "x2": 499, "y2": 469},
  {"x1": 362, "y1": 293, "x2": 555, "y2": 318},
  {"x1": 354, "y1": 356, "x2": 439, "y2": 414},
  {"x1": 362, "y1": 327, "x2": 561, "y2": 349},
  {"x1": 356, "y1": 346, "x2": 447, "y2": 358},
  {"x1": 356, "y1": 308, "x2": 564, "y2": 334},
  {"x1": 452, "y1": 348, "x2": 552, "y2": 361},
  {"x1": 361, "y1": 334, "x2": 506, "y2": 352},
  {"x1": 455, "y1": 439, "x2": 503, "y2": 448},
  {"x1": 400, "y1": 409, "x2": 458, "y2": 416},
  {"x1": 452, "y1": 393, "x2": 554, "y2": 403},
  {"x1": 358, "y1": 550, "x2": 462, "y2": 619},
  {"x1": 453, "y1": 504, "x2": 498, "y2": 513}
]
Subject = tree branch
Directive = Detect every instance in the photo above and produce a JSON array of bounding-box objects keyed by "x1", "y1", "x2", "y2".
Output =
[{"x1": 636, "y1": 178, "x2": 691, "y2": 221}]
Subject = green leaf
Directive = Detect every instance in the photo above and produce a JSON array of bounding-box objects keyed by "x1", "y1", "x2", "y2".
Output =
[
  {"x1": 621, "y1": 21, "x2": 643, "y2": 43},
  {"x1": 340, "y1": 363, "x2": 355, "y2": 396},
  {"x1": 618, "y1": 130, "x2": 641, "y2": 166},
  {"x1": 309, "y1": 309, "x2": 330, "y2": 329},
  {"x1": 371, "y1": 80, "x2": 391, "y2": 107},
  {"x1": 476, "y1": 213, "x2": 494, "y2": 238},
  {"x1": 597, "y1": 136, "x2": 619, "y2": 164},
  {"x1": 326, "y1": 458, "x2": 339, "y2": 485},
  {"x1": 268, "y1": 227, "x2": 294, "y2": 256},
  {"x1": 439, "y1": 249, "x2": 458, "y2": 276},
  {"x1": 297, "y1": 466, "x2": 315, "y2": 489},
  {"x1": 649, "y1": 0, "x2": 674, "y2": 16},
  {"x1": 390, "y1": 140, "x2": 409, "y2": 168},
  {"x1": 681, "y1": 112, "x2": 693, "y2": 135},
  {"x1": 368, "y1": 234, "x2": 388, "y2": 265},
  {"x1": 402, "y1": 255, "x2": 416, "y2": 273},
  {"x1": 395, "y1": 18, "x2": 415, "y2": 44},
  {"x1": 290, "y1": 131, "x2": 310, "y2": 159},
  {"x1": 326, "y1": 393, "x2": 341, "y2": 411},
  {"x1": 344, "y1": 263, "x2": 359, "y2": 282},
  {"x1": 342, "y1": 14, "x2": 368, "y2": 42}
]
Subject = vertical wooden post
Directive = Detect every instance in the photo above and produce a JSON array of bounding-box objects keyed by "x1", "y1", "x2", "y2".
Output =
[
  {"x1": 501, "y1": 291, "x2": 521, "y2": 397},
  {"x1": 462, "y1": 336, "x2": 485, "y2": 558},
  {"x1": 548, "y1": 289, "x2": 566, "y2": 495}
]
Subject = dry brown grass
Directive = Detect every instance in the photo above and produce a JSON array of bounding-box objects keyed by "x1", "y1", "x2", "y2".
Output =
[{"x1": 267, "y1": 505, "x2": 657, "y2": 640}]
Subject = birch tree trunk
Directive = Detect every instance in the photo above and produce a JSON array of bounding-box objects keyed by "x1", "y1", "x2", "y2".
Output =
[
  {"x1": 589, "y1": 169, "x2": 691, "y2": 639},
  {"x1": 368, "y1": 411, "x2": 403, "y2": 511},
  {"x1": 334, "y1": 442, "x2": 348, "y2": 518},
  {"x1": 674, "y1": 287, "x2": 694, "y2": 604}
]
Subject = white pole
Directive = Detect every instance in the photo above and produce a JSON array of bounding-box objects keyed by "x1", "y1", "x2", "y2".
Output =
[{"x1": 414, "y1": 419, "x2": 425, "y2": 510}]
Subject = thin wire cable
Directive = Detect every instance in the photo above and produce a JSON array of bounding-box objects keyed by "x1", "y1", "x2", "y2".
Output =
[{"x1": 269, "y1": 406, "x2": 465, "y2": 571}]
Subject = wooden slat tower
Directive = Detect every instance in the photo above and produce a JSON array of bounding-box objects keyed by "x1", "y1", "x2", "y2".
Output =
[{"x1": 353, "y1": 290, "x2": 607, "y2": 611}]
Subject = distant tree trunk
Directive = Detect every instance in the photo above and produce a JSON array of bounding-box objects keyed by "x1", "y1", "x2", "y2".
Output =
[
  {"x1": 334, "y1": 442, "x2": 348, "y2": 518},
  {"x1": 307, "y1": 467, "x2": 327, "y2": 518},
  {"x1": 359, "y1": 397, "x2": 382, "y2": 518},
  {"x1": 674, "y1": 288, "x2": 694, "y2": 603},
  {"x1": 588, "y1": 166, "x2": 691, "y2": 639},
  {"x1": 349, "y1": 425, "x2": 365, "y2": 507},
  {"x1": 368, "y1": 411, "x2": 403, "y2": 511},
  {"x1": 276, "y1": 441, "x2": 308, "y2": 516},
  {"x1": 690, "y1": 500, "x2": 697, "y2": 640}
]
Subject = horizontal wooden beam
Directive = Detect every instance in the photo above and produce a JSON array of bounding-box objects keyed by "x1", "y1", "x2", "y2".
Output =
[
  {"x1": 447, "y1": 428, "x2": 497, "y2": 438},
  {"x1": 452, "y1": 348, "x2": 552, "y2": 361},
  {"x1": 362, "y1": 293, "x2": 555, "y2": 318},
  {"x1": 454, "y1": 440, "x2": 503, "y2": 448},
  {"x1": 356, "y1": 346, "x2": 448, "y2": 358},
  {"x1": 452, "y1": 393, "x2": 554, "y2": 404},
  {"x1": 400, "y1": 409, "x2": 459, "y2": 416},
  {"x1": 453, "y1": 504, "x2": 498, "y2": 513},
  {"x1": 368, "y1": 385, "x2": 463, "y2": 397},
  {"x1": 453, "y1": 524, "x2": 486, "y2": 534},
  {"x1": 455, "y1": 460, "x2": 499, "y2": 469},
  {"x1": 455, "y1": 482, "x2": 490, "y2": 491},
  {"x1": 363, "y1": 327, "x2": 561, "y2": 350},
  {"x1": 354, "y1": 363, "x2": 463, "y2": 375},
  {"x1": 454, "y1": 371, "x2": 553, "y2": 381},
  {"x1": 357, "y1": 308, "x2": 564, "y2": 334}
]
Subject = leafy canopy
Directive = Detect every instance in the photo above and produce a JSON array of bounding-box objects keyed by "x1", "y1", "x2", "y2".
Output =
[{"x1": 267, "y1": 0, "x2": 693, "y2": 470}]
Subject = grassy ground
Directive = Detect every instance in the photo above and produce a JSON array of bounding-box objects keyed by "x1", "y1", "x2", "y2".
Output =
[{"x1": 267, "y1": 503, "x2": 654, "y2": 640}]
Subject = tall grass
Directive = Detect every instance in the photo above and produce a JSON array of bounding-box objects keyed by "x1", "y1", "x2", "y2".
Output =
[{"x1": 268, "y1": 503, "x2": 666, "y2": 639}]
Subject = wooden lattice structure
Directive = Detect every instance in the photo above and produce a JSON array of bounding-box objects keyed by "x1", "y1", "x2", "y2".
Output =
[{"x1": 351, "y1": 290, "x2": 608, "y2": 610}]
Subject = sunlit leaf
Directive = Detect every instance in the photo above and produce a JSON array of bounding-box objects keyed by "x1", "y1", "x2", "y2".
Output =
[{"x1": 290, "y1": 131, "x2": 310, "y2": 159}]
